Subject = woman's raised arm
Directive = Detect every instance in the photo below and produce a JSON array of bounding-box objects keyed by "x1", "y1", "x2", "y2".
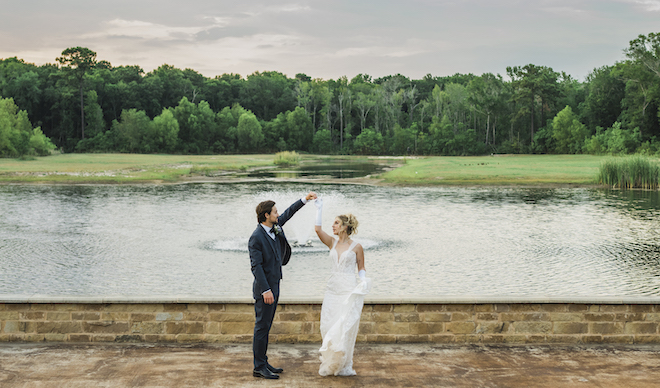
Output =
[{"x1": 314, "y1": 198, "x2": 334, "y2": 248}]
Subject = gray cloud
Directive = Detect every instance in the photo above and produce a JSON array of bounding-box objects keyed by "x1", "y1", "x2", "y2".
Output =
[
  {"x1": 0, "y1": 0, "x2": 657, "y2": 80},
  {"x1": 619, "y1": 0, "x2": 660, "y2": 11},
  {"x1": 194, "y1": 26, "x2": 261, "y2": 41}
]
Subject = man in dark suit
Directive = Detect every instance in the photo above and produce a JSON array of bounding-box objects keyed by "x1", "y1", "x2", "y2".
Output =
[{"x1": 249, "y1": 192, "x2": 316, "y2": 379}]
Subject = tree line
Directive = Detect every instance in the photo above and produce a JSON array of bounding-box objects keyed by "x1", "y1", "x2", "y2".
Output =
[{"x1": 1, "y1": 32, "x2": 660, "y2": 157}]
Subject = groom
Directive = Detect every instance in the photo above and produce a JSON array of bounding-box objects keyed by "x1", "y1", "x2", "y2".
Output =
[{"x1": 249, "y1": 191, "x2": 317, "y2": 379}]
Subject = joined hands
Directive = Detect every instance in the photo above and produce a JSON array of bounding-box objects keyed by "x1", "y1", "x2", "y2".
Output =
[{"x1": 305, "y1": 191, "x2": 318, "y2": 201}]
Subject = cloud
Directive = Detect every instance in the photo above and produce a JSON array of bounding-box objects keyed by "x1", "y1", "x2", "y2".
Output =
[
  {"x1": 194, "y1": 26, "x2": 258, "y2": 41},
  {"x1": 540, "y1": 6, "x2": 594, "y2": 19},
  {"x1": 619, "y1": 0, "x2": 660, "y2": 11},
  {"x1": 271, "y1": 4, "x2": 312, "y2": 12},
  {"x1": 0, "y1": 0, "x2": 657, "y2": 81},
  {"x1": 385, "y1": 49, "x2": 429, "y2": 58},
  {"x1": 87, "y1": 19, "x2": 209, "y2": 41},
  {"x1": 333, "y1": 43, "x2": 431, "y2": 59},
  {"x1": 205, "y1": 16, "x2": 234, "y2": 27},
  {"x1": 85, "y1": 17, "x2": 268, "y2": 45}
]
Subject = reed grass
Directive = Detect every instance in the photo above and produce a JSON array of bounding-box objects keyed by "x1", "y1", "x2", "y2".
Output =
[
  {"x1": 273, "y1": 151, "x2": 300, "y2": 166},
  {"x1": 598, "y1": 155, "x2": 660, "y2": 189}
]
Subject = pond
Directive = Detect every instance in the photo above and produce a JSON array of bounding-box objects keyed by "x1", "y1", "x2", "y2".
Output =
[{"x1": 1, "y1": 183, "x2": 660, "y2": 298}]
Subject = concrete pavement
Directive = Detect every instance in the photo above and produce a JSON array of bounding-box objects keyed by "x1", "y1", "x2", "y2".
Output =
[{"x1": 1, "y1": 343, "x2": 660, "y2": 387}]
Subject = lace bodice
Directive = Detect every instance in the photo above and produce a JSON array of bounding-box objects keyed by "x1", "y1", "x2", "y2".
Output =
[{"x1": 329, "y1": 239, "x2": 358, "y2": 274}]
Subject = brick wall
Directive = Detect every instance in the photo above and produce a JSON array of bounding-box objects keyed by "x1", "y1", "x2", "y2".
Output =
[{"x1": 1, "y1": 301, "x2": 659, "y2": 344}]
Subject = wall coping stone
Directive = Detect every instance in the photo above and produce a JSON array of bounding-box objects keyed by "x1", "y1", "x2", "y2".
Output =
[{"x1": 2, "y1": 295, "x2": 660, "y2": 304}]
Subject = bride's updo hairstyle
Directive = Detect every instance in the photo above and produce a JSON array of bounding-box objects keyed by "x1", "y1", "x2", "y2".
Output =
[{"x1": 337, "y1": 214, "x2": 359, "y2": 236}]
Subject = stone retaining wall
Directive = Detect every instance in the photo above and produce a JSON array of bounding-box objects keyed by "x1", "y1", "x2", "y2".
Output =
[{"x1": 1, "y1": 300, "x2": 659, "y2": 344}]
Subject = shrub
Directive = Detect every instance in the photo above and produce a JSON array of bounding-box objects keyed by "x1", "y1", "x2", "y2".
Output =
[
  {"x1": 551, "y1": 106, "x2": 588, "y2": 154},
  {"x1": 583, "y1": 122, "x2": 641, "y2": 155},
  {"x1": 0, "y1": 97, "x2": 56, "y2": 157},
  {"x1": 353, "y1": 128, "x2": 384, "y2": 155},
  {"x1": 274, "y1": 151, "x2": 300, "y2": 166},
  {"x1": 312, "y1": 129, "x2": 334, "y2": 154}
]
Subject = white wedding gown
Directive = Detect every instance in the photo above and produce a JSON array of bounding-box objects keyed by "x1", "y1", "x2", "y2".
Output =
[{"x1": 319, "y1": 239, "x2": 371, "y2": 376}]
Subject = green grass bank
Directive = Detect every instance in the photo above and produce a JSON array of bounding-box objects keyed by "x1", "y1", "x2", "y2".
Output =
[
  {"x1": 0, "y1": 153, "x2": 616, "y2": 186},
  {"x1": 0, "y1": 154, "x2": 276, "y2": 184},
  {"x1": 380, "y1": 155, "x2": 607, "y2": 186}
]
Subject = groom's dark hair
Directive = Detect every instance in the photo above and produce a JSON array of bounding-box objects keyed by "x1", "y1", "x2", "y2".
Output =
[{"x1": 256, "y1": 200, "x2": 276, "y2": 223}]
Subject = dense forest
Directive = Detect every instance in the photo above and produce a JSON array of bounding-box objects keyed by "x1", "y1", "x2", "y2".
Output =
[{"x1": 1, "y1": 33, "x2": 660, "y2": 157}]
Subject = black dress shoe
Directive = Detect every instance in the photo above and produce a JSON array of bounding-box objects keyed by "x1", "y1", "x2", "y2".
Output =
[
  {"x1": 253, "y1": 367, "x2": 279, "y2": 379},
  {"x1": 267, "y1": 363, "x2": 283, "y2": 374}
]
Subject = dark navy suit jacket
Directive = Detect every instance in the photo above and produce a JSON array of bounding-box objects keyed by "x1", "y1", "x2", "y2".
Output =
[{"x1": 249, "y1": 199, "x2": 304, "y2": 300}]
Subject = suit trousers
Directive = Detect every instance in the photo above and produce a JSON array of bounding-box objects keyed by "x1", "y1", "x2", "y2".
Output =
[{"x1": 253, "y1": 285, "x2": 279, "y2": 369}]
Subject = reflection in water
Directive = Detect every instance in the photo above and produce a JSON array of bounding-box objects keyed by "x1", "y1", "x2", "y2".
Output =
[
  {"x1": 1, "y1": 184, "x2": 660, "y2": 298},
  {"x1": 247, "y1": 161, "x2": 386, "y2": 179}
]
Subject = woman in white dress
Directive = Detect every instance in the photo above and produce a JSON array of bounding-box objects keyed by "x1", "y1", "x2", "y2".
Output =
[{"x1": 314, "y1": 198, "x2": 370, "y2": 376}]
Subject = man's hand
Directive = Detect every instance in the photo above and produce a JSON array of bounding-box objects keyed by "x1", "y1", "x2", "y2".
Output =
[
  {"x1": 306, "y1": 191, "x2": 318, "y2": 201},
  {"x1": 263, "y1": 290, "x2": 274, "y2": 305}
]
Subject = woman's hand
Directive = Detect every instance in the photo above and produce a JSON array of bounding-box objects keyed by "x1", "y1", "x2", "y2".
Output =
[{"x1": 315, "y1": 197, "x2": 323, "y2": 209}]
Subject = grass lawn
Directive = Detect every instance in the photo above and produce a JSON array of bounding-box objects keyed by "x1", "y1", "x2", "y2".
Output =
[
  {"x1": 380, "y1": 154, "x2": 608, "y2": 186},
  {"x1": 0, "y1": 153, "x2": 612, "y2": 186},
  {"x1": 0, "y1": 153, "x2": 277, "y2": 183}
]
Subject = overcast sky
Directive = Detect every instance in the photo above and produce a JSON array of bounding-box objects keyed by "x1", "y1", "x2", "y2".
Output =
[{"x1": 1, "y1": 0, "x2": 658, "y2": 81}]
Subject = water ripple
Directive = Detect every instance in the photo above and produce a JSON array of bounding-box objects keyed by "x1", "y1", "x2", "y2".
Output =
[{"x1": 2, "y1": 184, "x2": 660, "y2": 297}]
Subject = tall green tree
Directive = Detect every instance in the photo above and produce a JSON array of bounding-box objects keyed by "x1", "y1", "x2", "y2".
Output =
[
  {"x1": 83, "y1": 90, "x2": 105, "y2": 139},
  {"x1": 616, "y1": 61, "x2": 659, "y2": 138},
  {"x1": 240, "y1": 71, "x2": 296, "y2": 121},
  {"x1": 468, "y1": 73, "x2": 506, "y2": 146},
  {"x1": 285, "y1": 107, "x2": 313, "y2": 151},
  {"x1": 551, "y1": 106, "x2": 588, "y2": 154},
  {"x1": 309, "y1": 79, "x2": 331, "y2": 130},
  {"x1": 354, "y1": 91, "x2": 376, "y2": 132},
  {"x1": 336, "y1": 76, "x2": 351, "y2": 150},
  {"x1": 443, "y1": 83, "x2": 468, "y2": 132},
  {"x1": 146, "y1": 65, "x2": 194, "y2": 111},
  {"x1": 56, "y1": 47, "x2": 97, "y2": 139},
  {"x1": 353, "y1": 127, "x2": 384, "y2": 155},
  {"x1": 625, "y1": 32, "x2": 660, "y2": 78},
  {"x1": 172, "y1": 97, "x2": 217, "y2": 153},
  {"x1": 111, "y1": 109, "x2": 151, "y2": 153},
  {"x1": 149, "y1": 108, "x2": 179, "y2": 152},
  {"x1": 580, "y1": 66, "x2": 625, "y2": 131},
  {"x1": 622, "y1": 33, "x2": 660, "y2": 138},
  {"x1": 236, "y1": 112, "x2": 263, "y2": 152},
  {"x1": 507, "y1": 64, "x2": 560, "y2": 144},
  {"x1": 0, "y1": 97, "x2": 55, "y2": 156}
]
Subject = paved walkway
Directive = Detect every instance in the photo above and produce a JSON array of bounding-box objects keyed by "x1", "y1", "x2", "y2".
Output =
[{"x1": 1, "y1": 343, "x2": 660, "y2": 387}]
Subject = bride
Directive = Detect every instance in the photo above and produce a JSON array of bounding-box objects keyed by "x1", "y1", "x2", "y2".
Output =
[{"x1": 313, "y1": 198, "x2": 371, "y2": 376}]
